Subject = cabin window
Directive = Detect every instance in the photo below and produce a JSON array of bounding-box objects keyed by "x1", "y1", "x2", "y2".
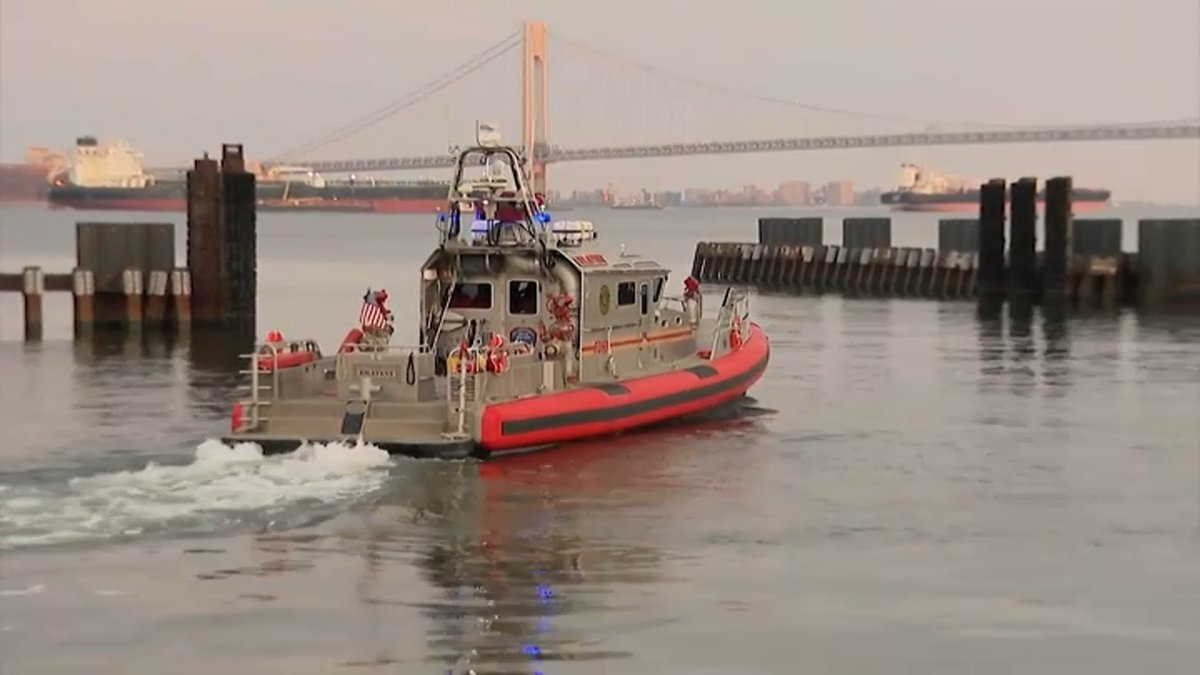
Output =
[
  {"x1": 508, "y1": 279, "x2": 539, "y2": 315},
  {"x1": 449, "y1": 282, "x2": 492, "y2": 309},
  {"x1": 617, "y1": 281, "x2": 636, "y2": 306},
  {"x1": 639, "y1": 282, "x2": 650, "y2": 315},
  {"x1": 652, "y1": 277, "x2": 665, "y2": 303}
]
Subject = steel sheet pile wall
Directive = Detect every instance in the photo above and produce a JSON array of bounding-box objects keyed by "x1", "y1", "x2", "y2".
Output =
[{"x1": 690, "y1": 180, "x2": 1200, "y2": 313}]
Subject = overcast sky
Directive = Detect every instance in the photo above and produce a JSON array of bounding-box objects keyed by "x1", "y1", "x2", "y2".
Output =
[{"x1": 2, "y1": 0, "x2": 1198, "y2": 202}]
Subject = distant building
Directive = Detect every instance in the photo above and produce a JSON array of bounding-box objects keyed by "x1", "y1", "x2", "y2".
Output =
[
  {"x1": 825, "y1": 180, "x2": 854, "y2": 206},
  {"x1": 776, "y1": 180, "x2": 811, "y2": 205}
]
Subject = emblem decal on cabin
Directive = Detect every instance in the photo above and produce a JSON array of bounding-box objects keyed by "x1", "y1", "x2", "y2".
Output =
[
  {"x1": 598, "y1": 284, "x2": 611, "y2": 315},
  {"x1": 510, "y1": 326, "x2": 538, "y2": 347}
]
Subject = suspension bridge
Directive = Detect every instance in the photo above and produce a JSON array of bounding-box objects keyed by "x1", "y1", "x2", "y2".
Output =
[{"x1": 261, "y1": 21, "x2": 1200, "y2": 193}]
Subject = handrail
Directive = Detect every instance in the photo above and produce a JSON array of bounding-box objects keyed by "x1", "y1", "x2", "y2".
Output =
[
  {"x1": 445, "y1": 344, "x2": 483, "y2": 438},
  {"x1": 708, "y1": 286, "x2": 750, "y2": 357}
]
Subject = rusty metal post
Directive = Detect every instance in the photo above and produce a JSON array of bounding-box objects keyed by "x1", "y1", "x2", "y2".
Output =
[
  {"x1": 122, "y1": 268, "x2": 144, "y2": 330},
  {"x1": 72, "y1": 268, "x2": 95, "y2": 338},
  {"x1": 187, "y1": 153, "x2": 221, "y2": 324},
  {"x1": 22, "y1": 266, "x2": 44, "y2": 341},
  {"x1": 144, "y1": 270, "x2": 169, "y2": 327}
]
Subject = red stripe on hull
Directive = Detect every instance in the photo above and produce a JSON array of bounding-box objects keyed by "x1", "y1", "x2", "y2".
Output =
[
  {"x1": 368, "y1": 198, "x2": 446, "y2": 213},
  {"x1": 479, "y1": 324, "x2": 770, "y2": 451},
  {"x1": 48, "y1": 198, "x2": 186, "y2": 211},
  {"x1": 890, "y1": 200, "x2": 1109, "y2": 213}
]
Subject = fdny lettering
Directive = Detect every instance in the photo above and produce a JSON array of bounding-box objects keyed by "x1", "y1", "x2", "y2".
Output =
[{"x1": 573, "y1": 253, "x2": 608, "y2": 266}]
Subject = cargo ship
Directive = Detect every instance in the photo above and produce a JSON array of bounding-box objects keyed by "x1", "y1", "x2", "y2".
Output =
[
  {"x1": 880, "y1": 163, "x2": 1111, "y2": 212},
  {"x1": 0, "y1": 147, "x2": 67, "y2": 204},
  {"x1": 46, "y1": 136, "x2": 450, "y2": 213}
]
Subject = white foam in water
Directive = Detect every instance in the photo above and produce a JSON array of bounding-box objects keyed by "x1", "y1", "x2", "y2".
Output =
[{"x1": 0, "y1": 439, "x2": 393, "y2": 550}]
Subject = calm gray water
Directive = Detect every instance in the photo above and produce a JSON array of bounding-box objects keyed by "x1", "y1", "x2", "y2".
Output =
[{"x1": 2, "y1": 203, "x2": 1199, "y2": 673}]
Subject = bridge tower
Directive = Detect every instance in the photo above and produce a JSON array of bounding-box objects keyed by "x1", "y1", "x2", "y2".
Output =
[{"x1": 522, "y1": 21, "x2": 549, "y2": 195}]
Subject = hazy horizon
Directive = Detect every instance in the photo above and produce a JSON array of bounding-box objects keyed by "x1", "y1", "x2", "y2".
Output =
[{"x1": 1, "y1": 0, "x2": 1198, "y2": 203}]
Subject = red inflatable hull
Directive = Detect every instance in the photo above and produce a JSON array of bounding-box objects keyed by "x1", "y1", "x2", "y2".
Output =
[
  {"x1": 479, "y1": 323, "x2": 770, "y2": 451},
  {"x1": 256, "y1": 350, "x2": 317, "y2": 371}
]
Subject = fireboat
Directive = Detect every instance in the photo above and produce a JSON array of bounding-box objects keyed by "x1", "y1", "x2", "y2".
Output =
[{"x1": 221, "y1": 125, "x2": 771, "y2": 459}]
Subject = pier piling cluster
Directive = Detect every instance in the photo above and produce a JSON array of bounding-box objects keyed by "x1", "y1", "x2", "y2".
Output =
[
  {"x1": 692, "y1": 176, "x2": 1200, "y2": 312},
  {"x1": 3, "y1": 143, "x2": 257, "y2": 341}
]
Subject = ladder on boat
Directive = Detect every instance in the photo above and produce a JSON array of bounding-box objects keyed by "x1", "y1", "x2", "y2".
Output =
[{"x1": 236, "y1": 344, "x2": 281, "y2": 429}]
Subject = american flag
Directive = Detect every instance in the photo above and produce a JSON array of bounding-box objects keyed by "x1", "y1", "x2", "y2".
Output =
[{"x1": 359, "y1": 288, "x2": 389, "y2": 330}]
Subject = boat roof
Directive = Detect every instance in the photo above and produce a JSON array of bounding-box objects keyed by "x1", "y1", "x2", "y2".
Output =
[{"x1": 434, "y1": 133, "x2": 670, "y2": 276}]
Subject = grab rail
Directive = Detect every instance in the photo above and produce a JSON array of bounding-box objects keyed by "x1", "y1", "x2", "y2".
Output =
[
  {"x1": 709, "y1": 286, "x2": 751, "y2": 357},
  {"x1": 236, "y1": 338, "x2": 321, "y2": 429},
  {"x1": 445, "y1": 344, "x2": 483, "y2": 438}
]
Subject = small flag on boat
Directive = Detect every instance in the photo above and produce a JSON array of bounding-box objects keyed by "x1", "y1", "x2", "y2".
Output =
[{"x1": 359, "y1": 288, "x2": 390, "y2": 330}]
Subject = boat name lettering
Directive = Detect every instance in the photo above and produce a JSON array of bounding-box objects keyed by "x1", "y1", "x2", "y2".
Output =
[
  {"x1": 573, "y1": 253, "x2": 608, "y2": 266},
  {"x1": 357, "y1": 367, "x2": 398, "y2": 379}
]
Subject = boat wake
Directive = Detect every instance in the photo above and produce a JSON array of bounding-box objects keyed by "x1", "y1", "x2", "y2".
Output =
[{"x1": 0, "y1": 439, "x2": 393, "y2": 552}]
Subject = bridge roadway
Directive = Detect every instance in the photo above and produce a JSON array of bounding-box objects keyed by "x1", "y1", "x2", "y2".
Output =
[{"x1": 273, "y1": 123, "x2": 1200, "y2": 173}]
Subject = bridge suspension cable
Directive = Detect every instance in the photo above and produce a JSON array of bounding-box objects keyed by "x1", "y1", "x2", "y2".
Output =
[
  {"x1": 552, "y1": 32, "x2": 1200, "y2": 132},
  {"x1": 267, "y1": 30, "x2": 522, "y2": 163}
]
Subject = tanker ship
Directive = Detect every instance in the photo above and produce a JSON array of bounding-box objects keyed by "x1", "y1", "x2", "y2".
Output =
[
  {"x1": 46, "y1": 136, "x2": 449, "y2": 213},
  {"x1": 880, "y1": 163, "x2": 1111, "y2": 212}
]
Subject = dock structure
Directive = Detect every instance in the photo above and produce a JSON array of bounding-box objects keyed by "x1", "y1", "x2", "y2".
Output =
[
  {"x1": 692, "y1": 176, "x2": 1200, "y2": 312},
  {"x1": 0, "y1": 266, "x2": 193, "y2": 341},
  {"x1": 2, "y1": 142, "x2": 257, "y2": 341}
]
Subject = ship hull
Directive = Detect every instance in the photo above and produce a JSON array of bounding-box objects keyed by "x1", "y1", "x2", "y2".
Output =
[
  {"x1": 881, "y1": 187, "x2": 1111, "y2": 213},
  {"x1": 47, "y1": 180, "x2": 450, "y2": 213},
  {"x1": 887, "y1": 199, "x2": 1110, "y2": 213}
]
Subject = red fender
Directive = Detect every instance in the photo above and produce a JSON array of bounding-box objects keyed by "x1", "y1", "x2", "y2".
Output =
[{"x1": 339, "y1": 327, "x2": 365, "y2": 353}]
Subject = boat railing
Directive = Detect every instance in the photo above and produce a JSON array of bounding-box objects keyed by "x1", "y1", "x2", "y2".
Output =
[
  {"x1": 708, "y1": 287, "x2": 751, "y2": 357},
  {"x1": 236, "y1": 339, "x2": 321, "y2": 430},
  {"x1": 444, "y1": 344, "x2": 487, "y2": 438}
]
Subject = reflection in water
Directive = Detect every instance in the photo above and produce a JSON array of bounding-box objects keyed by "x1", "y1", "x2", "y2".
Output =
[
  {"x1": 330, "y1": 418, "x2": 762, "y2": 673},
  {"x1": 1040, "y1": 302, "x2": 1071, "y2": 392},
  {"x1": 186, "y1": 329, "x2": 255, "y2": 421},
  {"x1": 975, "y1": 300, "x2": 1074, "y2": 398},
  {"x1": 187, "y1": 327, "x2": 257, "y2": 375},
  {"x1": 975, "y1": 298, "x2": 1005, "y2": 380}
]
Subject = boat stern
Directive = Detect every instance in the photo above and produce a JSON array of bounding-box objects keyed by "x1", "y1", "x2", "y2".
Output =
[{"x1": 225, "y1": 338, "x2": 485, "y2": 460}]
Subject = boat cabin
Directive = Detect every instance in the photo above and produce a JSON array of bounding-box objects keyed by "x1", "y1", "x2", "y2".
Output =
[{"x1": 416, "y1": 144, "x2": 702, "y2": 392}]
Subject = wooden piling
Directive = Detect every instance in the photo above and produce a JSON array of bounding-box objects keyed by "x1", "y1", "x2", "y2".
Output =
[
  {"x1": 72, "y1": 268, "x2": 95, "y2": 336},
  {"x1": 1008, "y1": 177, "x2": 1038, "y2": 300},
  {"x1": 1042, "y1": 176, "x2": 1073, "y2": 304},
  {"x1": 976, "y1": 179, "x2": 1007, "y2": 301},
  {"x1": 22, "y1": 266, "x2": 44, "y2": 341}
]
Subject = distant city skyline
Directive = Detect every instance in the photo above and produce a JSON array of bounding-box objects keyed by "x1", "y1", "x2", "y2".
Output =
[{"x1": 2, "y1": 0, "x2": 1197, "y2": 204}]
